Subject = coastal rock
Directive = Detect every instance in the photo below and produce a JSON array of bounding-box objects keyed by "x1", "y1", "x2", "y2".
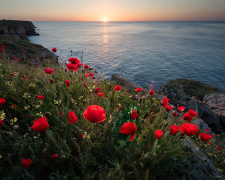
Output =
[
  {"x1": 110, "y1": 74, "x2": 139, "y2": 90},
  {"x1": 160, "y1": 79, "x2": 197, "y2": 110},
  {"x1": 184, "y1": 137, "x2": 225, "y2": 180},
  {"x1": 203, "y1": 93, "x2": 225, "y2": 130},
  {"x1": 0, "y1": 20, "x2": 39, "y2": 41},
  {"x1": 0, "y1": 20, "x2": 57, "y2": 64},
  {"x1": 197, "y1": 102, "x2": 224, "y2": 133},
  {"x1": 160, "y1": 79, "x2": 218, "y2": 102},
  {"x1": 160, "y1": 79, "x2": 225, "y2": 132}
]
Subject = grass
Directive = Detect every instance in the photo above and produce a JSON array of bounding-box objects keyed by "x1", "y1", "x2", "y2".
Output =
[
  {"x1": 0, "y1": 50, "x2": 224, "y2": 179},
  {"x1": 193, "y1": 132, "x2": 225, "y2": 174}
]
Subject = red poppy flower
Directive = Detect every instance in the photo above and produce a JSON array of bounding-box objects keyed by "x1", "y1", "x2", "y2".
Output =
[
  {"x1": 58, "y1": 111, "x2": 63, "y2": 118},
  {"x1": 199, "y1": 133, "x2": 212, "y2": 141},
  {"x1": 178, "y1": 106, "x2": 185, "y2": 113},
  {"x1": 23, "y1": 52, "x2": 27, "y2": 54},
  {"x1": 162, "y1": 97, "x2": 169, "y2": 107},
  {"x1": 68, "y1": 57, "x2": 80, "y2": 64},
  {"x1": 0, "y1": 120, "x2": 3, "y2": 128},
  {"x1": 77, "y1": 63, "x2": 83, "y2": 68},
  {"x1": 149, "y1": 90, "x2": 155, "y2": 95},
  {"x1": 51, "y1": 154, "x2": 58, "y2": 159},
  {"x1": 65, "y1": 80, "x2": 70, "y2": 86},
  {"x1": 66, "y1": 63, "x2": 78, "y2": 72},
  {"x1": 0, "y1": 98, "x2": 6, "y2": 105},
  {"x1": 155, "y1": 130, "x2": 163, "y2": 139},
  {"x1": 120, "y1": 122, "x2": 137, "y2": 141},
  {"x1": 114, "y1": 85, "x2": 122, "y2": 92},
  {"x1": 180, "y1": 123, "x2": 199, "y2": 136},
  {"x1": 30, "y1": 116, "x2": 49, "y2": 132},
  {"x1": 215, "y1": 134, "x2": 218, "y2": 137},
  {"x1": 135, "y1": 87, "x2": 142, "y2": 92},
  {"x1": 216, "y1": 147, "x2": 222, "y2": 150},
  {"x1": 44, "y1": 68, "x2": 54, "y2": 74},
  {"x1": 1, "y1": 45, "x2": 6, "y2": 49},
  {"x1": 172, "y1": 111, "x2": 178, "y2": 117},
  {"x1": 165, "y1": 105, "x2": 173, "y2": 112},
  {"x1": 22, "y1": 158, "x2": 32, "y2": 169},
  {"x1": 188, "y1": 109, "x2": 198, "y2": 117},
  {"x1": 52, "y1": 48, "x2": 57, "y2": 52},
  {"x1": 13, "y1": 104, "x2": 17, "y2": 108},
  {"x1": 83, "y1": 105, "x2": 106, "y2": 123},
  {"x1": 80, "y1": 133, "x2": 84, "y2": 138},
  {"x1": 84, "y1": 65, "x2": 89, "y2": 69},
  {"x1": 97, "y1": 92, "x2": 104, "y2": 97},
  {"x1": 120, "y1": 106, "x2": 123, "y2": 110},
  {"x1": 183, "y1": 113, "x2": 193, "y2": 122},
  {"x1": 170, "y1": 125, "x2": 180, "y2": 135},
  {"x1": 50, "y1": 79, "x2": 54, "y2": 84},
  {"x1": 11, "y1": 73, "x2": 15, "y2": 76},
  {"x1": 85, "y1": 73, "x2": 88, "y2": 78},
  {"x1": 35, "y1": 59, "x2": 38, "y2": 62},
  {"x1": 89, "y1": 72, "x2": 94, "y2": 77},
  {"x1": 208, "y1": 142, "x2": 213, "y2": 145},
  {"x1": 37, "y1": 95, "x2": 44, "y2": 100},
  {"x1": 84, "y1": 84, "x2": 87, "y2": 87},
  {"x1": 130, "y1": 110, "x2": 139, "y2": 119},
  {"x1": 95, "y1": 87, "x2": 101, "y2": 93},
  {"x1": 92, "y1": 76, "x2": 96, "y2": 79},
  {"x1": 205, "y1": 128, "x2": 210, "y2": 132},
  {"x1": 68, "y1": 111, "x2": 78, "y2": 124}
]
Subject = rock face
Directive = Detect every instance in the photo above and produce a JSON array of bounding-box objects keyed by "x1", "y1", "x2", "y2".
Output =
[
  {"x1": 184, "y1": 138, "x2": 225, "y2": 180},
  {"x1": 203, "y1": 93, "x2": 225, "y2": 130},
  {"x1": 0, "y1": 20, "x2": 57, "y2": 64},
  {"x1": 111, "y1": 74, "x2": 139, "y2": 90},
  {"x1": 197, "y1": 103, "x2": 224, "y2": 133},
  {"x1": 0, "y1": 20, "x2": 39, "y2": 41},
  {"x1": 160, "y1": 79, "x2": 225, "y2": 133}
]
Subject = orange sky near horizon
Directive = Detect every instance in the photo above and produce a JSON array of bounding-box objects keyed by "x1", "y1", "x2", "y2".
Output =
[{"x1": 0, "y1": 0, "x2": 225, "y2": 21}]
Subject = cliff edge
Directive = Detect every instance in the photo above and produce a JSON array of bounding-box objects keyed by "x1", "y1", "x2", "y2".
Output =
[{"x1": 0, "y1": 20, "x2": 57, "y2": 64}]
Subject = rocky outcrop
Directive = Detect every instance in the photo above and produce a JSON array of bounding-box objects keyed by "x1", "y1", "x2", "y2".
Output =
[
  {"x1": 160, "y1": 79, "x2": 225, "y2": 133},
  {"x1": 0, "y1": 20, "x2": 39, "y2": 41},
  {"x1": 160, "y1": 79, "x2": 218, "y2": 102},
  {"x1": 0, "y1": 20, "x2": 57, "y2": 64},
  {"x1": 204, "y1": 93, "x2": 225, "y2": 129},
  {"x1": 111, "y1": 74, "x2": 139, "y2": 90},
  {"x1": 184, "y1": 137, "x2": 225, "y2": 180},
  {"x1": 197, "y1": 103, "x2": 224, "y2": 133}
]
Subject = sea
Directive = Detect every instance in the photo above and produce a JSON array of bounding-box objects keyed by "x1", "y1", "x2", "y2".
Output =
[{"x1": 28, "y1": 21, "x2": 225, "y2": 90}]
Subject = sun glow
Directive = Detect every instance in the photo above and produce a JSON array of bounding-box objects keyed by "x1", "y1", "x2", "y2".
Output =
[{"x1": 102, "y1": 18, "x2": 108, "y2": 22}]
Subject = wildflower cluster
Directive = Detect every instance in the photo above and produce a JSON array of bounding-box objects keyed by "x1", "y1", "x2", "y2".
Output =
[{"x1": 0, "y1": 45, "x2": 224, "y2": 179}]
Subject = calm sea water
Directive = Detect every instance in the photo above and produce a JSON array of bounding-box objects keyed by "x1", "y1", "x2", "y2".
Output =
[{"x1": 29, "y1": 21, "x2": 225, "y2": 90}]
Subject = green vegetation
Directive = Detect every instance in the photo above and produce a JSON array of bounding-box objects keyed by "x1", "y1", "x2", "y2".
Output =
[
  {"x1": 0, "y1": 52, "x2": 224, "y2": 179},
  {"x1": 193, "y1": 133, "x2": 225, "y2": 174}
]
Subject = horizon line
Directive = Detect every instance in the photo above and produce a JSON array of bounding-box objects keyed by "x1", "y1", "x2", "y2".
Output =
[
  {"x1": 32, "y1": 20, "x2": 225, "y2": 22},
  {"x1": 1, "y1": 19, "x2": 225, "y2": 22}
]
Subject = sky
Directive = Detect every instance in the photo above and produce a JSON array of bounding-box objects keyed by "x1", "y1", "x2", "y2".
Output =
[{"x1": 0, "y1": 0, "x2": 225, "y2": 21}]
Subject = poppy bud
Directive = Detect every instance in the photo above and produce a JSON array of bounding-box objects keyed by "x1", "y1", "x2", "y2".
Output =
[
  {"x1": 22, "y1": 158, "x2": 32, "y2": 169},
  {"x1": 155, "y1": 130, "x2": 163, "y2": 139}
]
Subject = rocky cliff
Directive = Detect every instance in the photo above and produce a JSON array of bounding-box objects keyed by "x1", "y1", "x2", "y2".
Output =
[
  {"x1": 0, "y1": 20, "x2": 57, "y2": 64},
  {"x1": 0, "y1": 20, "x2": 39, "y2": 41}
]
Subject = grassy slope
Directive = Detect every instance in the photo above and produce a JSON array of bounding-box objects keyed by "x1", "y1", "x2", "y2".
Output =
[{"x1": 0, "y1": 51, "x2": 224, "y2": 179}]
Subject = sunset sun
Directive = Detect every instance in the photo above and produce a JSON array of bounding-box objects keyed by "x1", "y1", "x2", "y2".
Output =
[{"x1": 102, "y1": 18, "x2": 108, "y2": 22}]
